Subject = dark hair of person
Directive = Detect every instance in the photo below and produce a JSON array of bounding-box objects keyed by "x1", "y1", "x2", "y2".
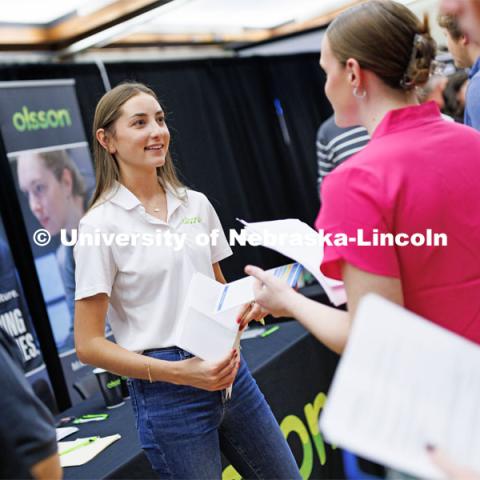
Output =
[
  {"x1": 326, "y1": 0, "x2": 437, "y2": 91},
  {"x1": 443, "y1": 70, "x2": 469, "y2": 122}
]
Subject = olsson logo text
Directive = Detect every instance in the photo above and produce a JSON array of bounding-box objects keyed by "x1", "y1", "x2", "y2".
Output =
[{"x1": 12, "y1": 106, "x2": 72, "y2": 132}]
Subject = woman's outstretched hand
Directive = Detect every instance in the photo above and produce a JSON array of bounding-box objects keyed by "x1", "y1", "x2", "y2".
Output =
[
  {"x1": 244, "y1": 265, "x2": 298, "y2": 318},
  {"x1": 175, "y1": 349, "x2": 240, "y2": 391}
]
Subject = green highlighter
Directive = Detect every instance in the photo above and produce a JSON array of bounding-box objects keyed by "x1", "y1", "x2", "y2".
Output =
[
  {"x1": 60, "y1": 437, "x2": 98, "y2": 456},
  {"x1": 73, "y1": 413, "x2": 109, "y2": 424},
  {"x1": 260, "y1": 325, "x2": 280, "y2": 338}
]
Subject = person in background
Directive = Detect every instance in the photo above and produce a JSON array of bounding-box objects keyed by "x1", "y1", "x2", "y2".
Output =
[
  {"x1": 416, "y1": 74, "x2": 448, "y2": 109},
  {"x1": 438, "y1": 13, "x2": 478, "y2": 70},
  {"x1": 0, "y1": 328, "x2": 61, "y2": 479},
  {"x1": 17, "y1": 150, "x2": 87, "y2": 346},
  {"x1": 443, "y1": 70, "x2": 469, "y2": 122},
  {"x1": 438, "y1": 12, "x2": 480, "y2": 128},
  {"x1": 316, "y1": 115, "x2": 369, "y2": 197},
  {"x1": 441, "y1": 0, "x2": 480, "y2": 44},
  {"x1": 74, "y1": 82, "x2": 300, "y2": 479},
  {"x1": 463, "y1": 44, "x2": 480, "y2": 129}
]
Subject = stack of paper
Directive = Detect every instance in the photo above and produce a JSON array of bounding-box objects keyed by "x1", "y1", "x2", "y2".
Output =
[
  {"x1": 238, "y1": 218, "x2": 346, "y2": 306},
  {"x1": 320, "y1": 294, "x2": 480, "y2": 479},
  {"x1": 56, "y1": 427, "x2": 79, "y2": 441}
]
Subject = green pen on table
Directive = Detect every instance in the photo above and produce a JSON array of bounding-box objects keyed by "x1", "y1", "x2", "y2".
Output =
[
  {"x1": 261, "y1": 325, "x2": 280, "y2": 338},
  {"x1": 73, "y1": 413, "x2": 109, "y2": 424},
  {"x1": 60, "y1": 437, "x2": 98, "y2": 456}
]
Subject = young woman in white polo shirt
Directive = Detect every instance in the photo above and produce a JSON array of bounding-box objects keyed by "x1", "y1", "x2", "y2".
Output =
[{"x1": 73, "y1": 82, "x2": 300, "y2": 479}]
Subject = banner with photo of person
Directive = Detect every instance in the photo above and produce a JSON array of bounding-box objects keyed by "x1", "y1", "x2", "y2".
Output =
[{"x1": 0, "y1": 80, "x2": 106, "y2": 404}]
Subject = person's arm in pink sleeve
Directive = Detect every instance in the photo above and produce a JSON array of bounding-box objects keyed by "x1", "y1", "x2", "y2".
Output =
[{"x1": 244, "y1": 166, "x2": 403, "y2": 354}]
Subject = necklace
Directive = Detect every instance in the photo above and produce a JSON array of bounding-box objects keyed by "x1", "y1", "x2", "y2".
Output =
[{"x1": 153, "y1": 208, "x2": 161, "y2": 212}]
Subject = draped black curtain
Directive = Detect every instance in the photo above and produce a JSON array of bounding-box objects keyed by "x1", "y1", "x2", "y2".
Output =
[{"x1": 0, "y1": 53, "x2": 331, "y2": 280}]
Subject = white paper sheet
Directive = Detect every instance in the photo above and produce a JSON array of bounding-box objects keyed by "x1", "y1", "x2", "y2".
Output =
[
  {"x1": 239, "y1": 218, "x2": 346, "y2": 306},
  {"x1": 58, "y1": 434, "x2": 121, "y2": 467},
  {"x1": 320, "y1": 294, "x2": 480, "y2": 479},
  {"x1": 56, "y1": 427, "x2": 79, "y2": 441},
  {"x1": 175, "y1": 273, "x2": 245, "y2": 362}
]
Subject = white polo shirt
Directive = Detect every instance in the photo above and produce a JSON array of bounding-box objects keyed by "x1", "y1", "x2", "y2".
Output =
[{"x1": 74, "y1": 183, "x2": 232, "y2": 352}]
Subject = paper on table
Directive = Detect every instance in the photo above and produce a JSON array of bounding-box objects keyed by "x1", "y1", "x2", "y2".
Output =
[
  {"x1": 56, "y1": 427, "x2": 79, "y2": 441},
  {"x1": 241, "y1": 326, "x2": 266, "y2": 340},
  {"x1": 320, "y1": 294, "x2": 480, "y2": 479},
  {"x1": 238, "y1": 218, "x2": 346, "y2": 306},
  {"x1": 58, "y1": 434, "x2": 121, "y2": 467}
]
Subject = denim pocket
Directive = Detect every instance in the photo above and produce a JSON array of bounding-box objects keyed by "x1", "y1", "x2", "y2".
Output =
[{"x1": 127, "y1": 379, "x2": 140, "y2": 429}]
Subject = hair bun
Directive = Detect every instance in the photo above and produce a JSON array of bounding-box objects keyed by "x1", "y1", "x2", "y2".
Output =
[{"x1": 401, "y1": 17, "x2": 436, "y2": 90}]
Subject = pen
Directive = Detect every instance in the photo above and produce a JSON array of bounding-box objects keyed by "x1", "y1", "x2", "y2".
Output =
[
  {"x1": 60, "y1": 437, "x2": 98, "y2": 456},
  {"x1": 235, "y1": 218, "x2": 248, "y2": 226},
  {"x1": 261, "y1": 325, "x2": 280, "y2": 338},
  {"x1": 73, "y1": 414, "x2": 109, "y2": 424}
]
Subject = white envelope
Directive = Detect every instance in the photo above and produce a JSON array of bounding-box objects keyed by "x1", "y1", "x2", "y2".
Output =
[
  {"x1": 175, "y1": 264, "x2": 303, "y2": 362},
  {"x1": 175, "y1": 273, "x2": 247, "y2": 362}
]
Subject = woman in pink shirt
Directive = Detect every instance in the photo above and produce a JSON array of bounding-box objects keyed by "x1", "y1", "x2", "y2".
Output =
[{"x1": 244, "y1": 0, "x2": 480, "y2": 351}]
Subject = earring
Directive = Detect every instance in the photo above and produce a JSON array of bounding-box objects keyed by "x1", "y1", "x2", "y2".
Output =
[{"x1": 353, "y1": 87, "x2": 366, "y2": 98}]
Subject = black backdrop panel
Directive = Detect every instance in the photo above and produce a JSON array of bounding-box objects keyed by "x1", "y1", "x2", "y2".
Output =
[{"x1": 266, "y1": 54, "x2": 334, "y2": 219}]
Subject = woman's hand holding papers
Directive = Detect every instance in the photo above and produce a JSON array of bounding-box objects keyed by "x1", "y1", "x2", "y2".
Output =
[
  {"x1": 244, "y1": 265, "x2": 298, "y2": 318},
  {"x1": 174, "y1": 349, "x2": 240, "y2": 391}
]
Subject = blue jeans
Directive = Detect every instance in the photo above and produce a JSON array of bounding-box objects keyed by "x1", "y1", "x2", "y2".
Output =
[{"x1": 128, "y1": 347, "x2": 301, "y2": 479}]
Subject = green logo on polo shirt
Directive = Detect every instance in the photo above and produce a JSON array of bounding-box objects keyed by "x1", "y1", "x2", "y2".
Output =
[{"x1": 182, "y1": 216, "x2": 202, "y2": 224}]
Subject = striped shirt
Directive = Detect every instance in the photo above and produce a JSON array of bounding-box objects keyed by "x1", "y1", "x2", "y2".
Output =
[{"x1": 316, "y1": 115, "x2": 369, "y2": 197}]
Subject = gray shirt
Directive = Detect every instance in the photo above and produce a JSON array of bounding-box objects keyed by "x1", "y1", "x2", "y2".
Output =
[{"x1": 316, "y1": 115, "x2": 370, "y2": 197}]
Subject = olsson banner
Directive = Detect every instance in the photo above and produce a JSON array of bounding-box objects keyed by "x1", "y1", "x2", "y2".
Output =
[{"x1": 0, "y1": 80, "x2": 104, "y2": 404}]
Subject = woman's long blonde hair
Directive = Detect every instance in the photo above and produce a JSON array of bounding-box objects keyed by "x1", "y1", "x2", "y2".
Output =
[{"x1": 89, "y1": 82, "x2": 185, "y2": 210}]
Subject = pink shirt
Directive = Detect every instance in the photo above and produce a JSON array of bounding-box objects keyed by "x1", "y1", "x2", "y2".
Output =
[{"x1": 315, "y1": 102, "x2": 480, "y2": 343}]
